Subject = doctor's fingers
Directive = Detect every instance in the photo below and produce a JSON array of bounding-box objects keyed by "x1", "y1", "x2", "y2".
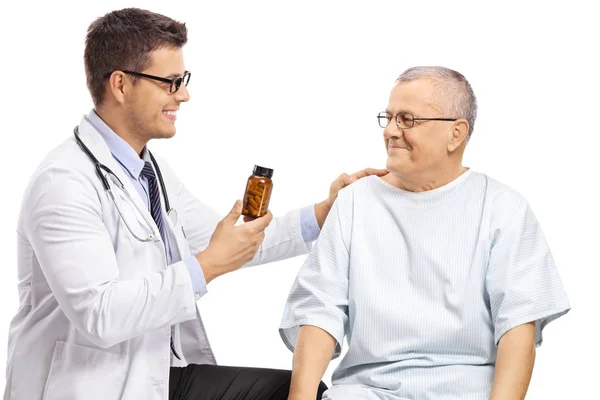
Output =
[
  {"x1": 330, "y1": 173, "x2": 352, "y2": 192},
  {"x1": 349, "y1": 168, "x2": 389, "y2": 181},
  {"x1": 243, "y1": 210, "x2": 273, "y2": 233},
  {"x1": 331, "y1": 168, "x2": 388, "y2": 192}
]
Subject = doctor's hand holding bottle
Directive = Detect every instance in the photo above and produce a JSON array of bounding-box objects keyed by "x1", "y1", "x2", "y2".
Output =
[{"x1": 196, "y1": 200, "x2": 273, "y2": 283}]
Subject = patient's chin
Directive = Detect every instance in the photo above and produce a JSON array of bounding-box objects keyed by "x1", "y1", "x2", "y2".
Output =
[{"x1": 386, "y1": 158, "x2": 411, "y2": 174}]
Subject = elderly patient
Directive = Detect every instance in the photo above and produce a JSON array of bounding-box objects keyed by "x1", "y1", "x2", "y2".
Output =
[{"x1": 279, "y1": 66, "x2": 570, "y2": 400}]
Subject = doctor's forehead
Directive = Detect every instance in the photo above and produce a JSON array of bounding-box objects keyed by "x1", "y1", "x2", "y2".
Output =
[{"x1": 145, "y1": 47, "x2": 187, "y2": 76}]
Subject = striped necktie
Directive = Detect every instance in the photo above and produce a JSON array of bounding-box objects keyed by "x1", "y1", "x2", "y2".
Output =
[{"x1": 140, "y1": 161, "x2": 181, "y2": 360}]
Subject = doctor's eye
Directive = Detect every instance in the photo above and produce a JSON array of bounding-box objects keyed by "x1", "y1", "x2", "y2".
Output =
[{"x1": 169, "y1": 71, "x2": 191, "y2": 93}]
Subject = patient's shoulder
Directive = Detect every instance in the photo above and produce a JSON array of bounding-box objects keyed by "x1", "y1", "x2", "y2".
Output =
[
  {"x1": 482, "y1": 175, "x2": 529, "y2": 209},
  {"x1": 478, "y1": 173, "x2": 534, "y2": 231},
  {"x1": 334, "y1": 175, "x2": 381, "y2": 204}
]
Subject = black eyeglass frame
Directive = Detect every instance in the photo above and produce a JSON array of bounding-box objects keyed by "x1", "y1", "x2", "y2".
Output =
[
  {"x1": 377, "y1": 111, "x2": 457, "y2": 129},
  {"x1": 104, "y1": 70, "x2": 191, "y2": 93}
]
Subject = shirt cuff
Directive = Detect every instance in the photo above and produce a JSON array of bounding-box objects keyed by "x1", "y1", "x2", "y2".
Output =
[
  {"x1": 300, "y1": 204, "x2": 321, "y2": 242},
  {"x1": 184, "y1": 256, "x2": 208, "y2": 300}
]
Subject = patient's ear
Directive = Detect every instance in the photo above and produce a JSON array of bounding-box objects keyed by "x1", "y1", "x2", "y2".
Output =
[{"x1": 447, "y1": 119, "x2": 469, "y2": 152}]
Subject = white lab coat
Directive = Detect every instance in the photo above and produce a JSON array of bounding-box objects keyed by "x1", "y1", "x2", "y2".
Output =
[{"x1": 3, "y1": 117, "x2": 313, "y2": 400}]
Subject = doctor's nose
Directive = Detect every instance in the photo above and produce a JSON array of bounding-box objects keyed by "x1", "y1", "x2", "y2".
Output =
[{"x1": 175, "y1": 83, "x2": 191, "y2": 103}]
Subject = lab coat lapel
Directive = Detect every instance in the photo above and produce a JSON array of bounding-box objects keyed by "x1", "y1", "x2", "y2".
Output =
[{"x1": 75, "y1": 117, "x2": 160, "y2": 236}]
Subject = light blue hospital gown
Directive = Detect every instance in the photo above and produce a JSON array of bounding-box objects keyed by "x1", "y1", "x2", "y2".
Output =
[{"x1": 279, "y1": 170, "x2": 570, "y2": 400}]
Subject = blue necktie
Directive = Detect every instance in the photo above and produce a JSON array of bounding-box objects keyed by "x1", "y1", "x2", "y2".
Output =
[{"x1": 140, "y1": 161, "x2": 181, "y2": 360}]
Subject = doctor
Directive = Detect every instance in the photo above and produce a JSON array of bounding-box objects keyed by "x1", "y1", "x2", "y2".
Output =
[{"x1": 3, "y1": 7, "x2": 387, "y2": 400}]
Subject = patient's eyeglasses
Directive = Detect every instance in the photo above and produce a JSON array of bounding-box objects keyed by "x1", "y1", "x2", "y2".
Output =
[{"x1": 377, "y1": 111, "x2": 457, "y2": 129}]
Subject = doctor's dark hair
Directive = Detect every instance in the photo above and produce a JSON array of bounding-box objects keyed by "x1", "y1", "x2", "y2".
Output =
[{"x1": 84, "y1": 8, "x2": 188, "y2": 106}]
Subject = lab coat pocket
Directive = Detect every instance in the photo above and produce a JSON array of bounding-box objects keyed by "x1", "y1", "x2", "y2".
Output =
[{"x1": 42, "y1": 341, "x2": 126, "y2": 400}]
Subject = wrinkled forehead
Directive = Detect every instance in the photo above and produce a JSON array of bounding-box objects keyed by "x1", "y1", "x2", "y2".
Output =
[{"x1": 387, "y1": 78, "x2": 444, "y2": 115}]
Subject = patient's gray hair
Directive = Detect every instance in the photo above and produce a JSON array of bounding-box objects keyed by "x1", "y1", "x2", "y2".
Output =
[{"x1": 396, "y1": 66, "x2": 477, "y2": 141}]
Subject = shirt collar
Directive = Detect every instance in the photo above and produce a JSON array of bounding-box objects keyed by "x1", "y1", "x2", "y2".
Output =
[{"x1": 85, "y1": 109, "x2": 146, "y2": 180}]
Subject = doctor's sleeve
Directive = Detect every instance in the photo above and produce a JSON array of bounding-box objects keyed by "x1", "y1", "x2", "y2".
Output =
[
  {"x1": 485, "y1": 200, "x2": 571, "y2": 347},
  {"x1": 278, "y1": 188, "x2": 352, "y2": 359}
]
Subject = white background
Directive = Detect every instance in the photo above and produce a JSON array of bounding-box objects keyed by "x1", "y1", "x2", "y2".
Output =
[{"x1": 0, "y1": 0, "x2": 598, "y2": 397}]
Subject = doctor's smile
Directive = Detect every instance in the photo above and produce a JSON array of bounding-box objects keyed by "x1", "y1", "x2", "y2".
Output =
[{"x1": 163, "y1": 109, "x2": 178, "y2": 122}]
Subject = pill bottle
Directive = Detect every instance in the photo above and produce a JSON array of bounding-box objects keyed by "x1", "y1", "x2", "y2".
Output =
[{"x1": 242, "y1": 165, "x2": 274, "y2": 219}]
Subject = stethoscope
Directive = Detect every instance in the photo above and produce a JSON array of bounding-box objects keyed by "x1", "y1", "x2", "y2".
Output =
[{"x1": 74, "y1": 126, "x2": 178, "y2": 242}]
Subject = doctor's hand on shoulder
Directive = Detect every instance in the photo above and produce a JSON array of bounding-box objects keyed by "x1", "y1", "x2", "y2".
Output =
[
  {"x1": 314, "y1": 167, "x2": 389, "y2": 228},
  {"x1": 196, "y1": 200, "x2": 273, "y2": 283}
]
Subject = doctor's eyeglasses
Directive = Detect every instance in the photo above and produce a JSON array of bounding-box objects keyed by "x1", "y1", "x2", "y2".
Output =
[{"x1": 104, "y1": 70, "x2": 191, "y2": 93}]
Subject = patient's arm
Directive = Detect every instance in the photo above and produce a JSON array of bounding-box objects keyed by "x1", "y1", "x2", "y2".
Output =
[
  {"x1": 288, "y1": 325, "x2": 337, "y2": 400},
  {"x1": 489, "y1": 322, "x2": 536, "y2": 400}
]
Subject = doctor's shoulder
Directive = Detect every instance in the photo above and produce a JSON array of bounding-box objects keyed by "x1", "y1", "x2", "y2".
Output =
[
  {"x1": 17, "y1": 137, "x2": 105, "y2": 228},
  {"x1": 27, "y1": 136, "x2": 100, "y2": 186}
]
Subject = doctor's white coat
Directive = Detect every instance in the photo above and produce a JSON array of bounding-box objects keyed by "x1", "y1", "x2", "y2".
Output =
[{"x1": 3, "y1": 117, "x2": 312, "y2": 400}]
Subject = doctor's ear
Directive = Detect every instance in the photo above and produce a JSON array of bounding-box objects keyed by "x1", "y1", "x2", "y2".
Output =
[{"x1": 106, "y1": 71, "x2": 129, "y2": 105}]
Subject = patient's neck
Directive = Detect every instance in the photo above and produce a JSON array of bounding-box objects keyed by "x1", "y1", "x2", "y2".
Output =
[{"x1": 384, "y1": 165, "x2": 468, "y2": 192}]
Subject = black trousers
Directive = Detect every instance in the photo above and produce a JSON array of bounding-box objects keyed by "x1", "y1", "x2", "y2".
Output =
[{"x1": 169, "y1": 364, "x2": 328, "y2": 400}]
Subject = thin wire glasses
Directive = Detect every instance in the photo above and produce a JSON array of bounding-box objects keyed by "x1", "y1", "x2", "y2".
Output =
[{"x1": 377, "y1": 111, "x2": 456, "y2": 129}]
